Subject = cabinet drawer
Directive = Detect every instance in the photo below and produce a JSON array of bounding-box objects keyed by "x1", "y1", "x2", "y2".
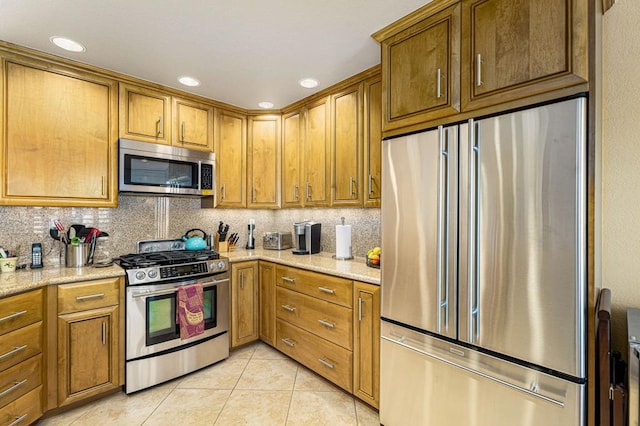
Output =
[
  {"x1": 276, "y1": 266, "x2": 353, "y2": 308},
  {"x1": 276, "y1": 287, "x2": 352, "y2": 350},
  {"x1": 0, "y1": 354, "x2": 41, "y2": 408},
  {"x1": 0, "y1": 323, "x2": 42, "y2": 373},
  {"x1": 0, "y1": 290, "x2": 43, "y2": 337},
  {"x1": 0, "y1": 385, "x2": 42, "y2": 425},
  {"x1": 58, "y1": 278, "x2": 120, "y2": 314},
  {"x1": 276, "y1": 319, "x2": 352, "y2": 392}
]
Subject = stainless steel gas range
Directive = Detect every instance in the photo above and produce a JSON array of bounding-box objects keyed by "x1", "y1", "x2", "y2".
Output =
[{"x1": 116, "y1": 240, "x2": 229, "y2": 394}]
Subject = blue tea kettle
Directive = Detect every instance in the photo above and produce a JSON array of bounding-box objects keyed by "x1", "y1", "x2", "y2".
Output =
[{"x1": 182, "y1": 228, "x2": 208, "y2": 250}]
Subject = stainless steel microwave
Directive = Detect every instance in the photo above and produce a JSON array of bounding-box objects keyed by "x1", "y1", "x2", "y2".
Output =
[{"x1": 119, "y1": 139, "x2": 214, "y2": 197}]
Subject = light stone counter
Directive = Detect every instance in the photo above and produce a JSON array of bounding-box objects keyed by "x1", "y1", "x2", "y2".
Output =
[
  {"x1": 222, "y1": 248, "x2": 381, "y2": 285},
  {"x1": 0, "y1": 264, "x2": 125, "y2": 298}
]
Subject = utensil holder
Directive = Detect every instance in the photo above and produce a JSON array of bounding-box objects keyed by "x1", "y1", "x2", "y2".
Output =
[
  {"x1": 65, "y1": 244, "x2": 90, "y2": 268},
  {"x1": 0, "y1": 257, "x2": 17, "y2": 273}
]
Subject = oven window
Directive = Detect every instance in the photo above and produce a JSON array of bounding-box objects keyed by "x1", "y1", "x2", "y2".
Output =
[
  {"x1": 146, "y1": 293, "x2": 178, "y2": 346},
  {"x1": 124, "y1": 154, "x2": 198, "y2": 189},
  {"x1": 203, "y1": 286, "x2": 217, "y2": 329}
]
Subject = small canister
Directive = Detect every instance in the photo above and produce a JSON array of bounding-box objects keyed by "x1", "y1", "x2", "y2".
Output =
[{"x1": 65, "y1": 243, "x2": 90, "y2": 268}]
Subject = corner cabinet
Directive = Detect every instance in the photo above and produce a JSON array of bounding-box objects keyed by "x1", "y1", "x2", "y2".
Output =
[
  {"x1": 56, "y1": 277, "x2": 123, "y2": 407},
  {"x1": 353, "y1": 282, "x2": 380, "y2": 408},
  {"x1": 231, "y1": 261, "x2": 259, "y2": 348},
  {"x1": 1, "y1": 58, "x2": 118, "y2": 207},
  {"x1": 215, "y1": 109, "x2": 247, "y2": 208},
  {"x1": 247, "y1": 115, "x2": 281, "y2": 208},
  {"x1": 172, "y1": 97, "x2": 214, "y2": 152},
  {"x1": 119, "y1": 83, "x2": 172, "y2": 144},
  {"x1": 460, "y1": 0, "x2": 588, "y2": 111}
]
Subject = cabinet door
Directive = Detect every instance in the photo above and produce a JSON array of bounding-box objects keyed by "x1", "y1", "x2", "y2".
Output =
[
  {"x1": 363, "y1": 76, "x2": 382, "y2": 207},
  {"x1": 119, "y1": 83, "x2": 171, "y2": 144},
  {"x1": 281, "y1": 111, "x2": 303, "y2": 208},
  {"x1": 331, "y1": 83, "x2": 363, "y2": 206},
  {"x1": 173, "y1": 98, "x2": 213, "y2": 151},
  {"x1": 461, "y1": 0, "x2": 588, "y2": 110},
  {"x1": 3, "y1": 60, "x2": 117, "y2": 207},
  {"x1": 353, "y1": 282, "x2": 380, "y2": 408},
  {"x1": 304, "y1": 97, "x2": 331, "y2": 206},
  {"x1": 380, "y1": 3, "x2": 461, "y2": 132},
  {"x1": 215, "y1": 109, "x2": 247, "y2": 207},
  {"x1": 247, "y1": 115, "x2": 280, "y2": 208},
  {"x1": 57, "y1": 305, "x2": 120, "y2": 407},
  {"x1": 231, "y1": 262, "x2": 259, "y2": 347},
  {"x1": 259, "y1": 262, "x2": 276, "y2": 346}
]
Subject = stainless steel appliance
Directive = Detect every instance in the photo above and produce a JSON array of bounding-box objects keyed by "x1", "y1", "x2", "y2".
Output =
[
  {"x1": 263, "y1": 232, "x2": 293, "y2": 250},
  {"x1": 292, "y1": 221, "x2": 321, "y2": 255},
  {"x1": 380, "y1": 97, "x2": 587, "y2": 425},
  {"x1": 119, "y1": 138, "x2": 215, "y2": 197},
  {"x1": 629, "y1": 308, "x2": 640, "y2": 426},
  {"x1": 116, "y1": 239, "x2": 229, "y2": 394}
]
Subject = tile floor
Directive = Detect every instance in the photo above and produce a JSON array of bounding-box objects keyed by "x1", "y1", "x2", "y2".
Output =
[{"x1": 36, "y1": 342, "x2": 380, "y2": 426}]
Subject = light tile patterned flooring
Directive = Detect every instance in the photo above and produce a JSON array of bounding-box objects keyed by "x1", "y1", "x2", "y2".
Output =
[{"x1": 36, "y1": 341, "x2": 380, "y2": 426}]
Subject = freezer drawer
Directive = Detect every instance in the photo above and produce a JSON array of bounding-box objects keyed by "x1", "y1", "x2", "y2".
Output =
[{"x1": 380, "y1": 321, "x2": 584, "y2": 426}]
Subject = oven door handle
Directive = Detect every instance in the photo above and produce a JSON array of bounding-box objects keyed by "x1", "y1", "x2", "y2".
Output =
[{"x1": 130, "y1": 278, "x2": 229, "y2": 298}]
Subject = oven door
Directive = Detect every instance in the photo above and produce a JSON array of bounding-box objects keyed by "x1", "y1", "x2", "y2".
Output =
[{"x1": 126, "y1": 275, "x2": 229, "y2": 360}]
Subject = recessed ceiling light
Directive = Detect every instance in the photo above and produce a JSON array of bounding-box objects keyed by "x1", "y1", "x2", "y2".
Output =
[
  {"x1": 258, "y1": 101, "x2": 274, "y2": 109},
  {"x1": 49, "y1": 36, "x2": 85, "y2": 52},
  {"x1": 178, "y1": 76, "x2": 200, "y2": 87},
  {"x1": 299, "y1": 78, "x2": 319, "y2": 89}
]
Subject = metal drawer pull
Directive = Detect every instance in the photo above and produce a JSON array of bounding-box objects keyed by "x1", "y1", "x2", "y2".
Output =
[
  {"x1": 0, "y1": 379, "x2": 27, "y2": 398},
  {"x1": 318, "y1": 319, "x2": 335, "y2": 328},
  {"x1": 318, "y1": 358, "x2": 335, "y2": 369},
  {"x1": 282, "y1": 277, "x2": 295, "y2": 284},
  {"x1": 0, "y1": 310, "x2": 27, "y2": 323},
  {"x1": 8, "y1": 413, "x2": 28, "y2": 426},
  {"x1": 318, "y1": 287, "x2": 335, "y2": 294},
  {"x1": 0, "y1": 345, "x2": 27, "y2": 360},
  {"x1": 281, "y1": 304, "x2": 296, "y2": 312},
  {"x1": 102, "y1": 321, "x2": 107, "y2": 346},
  {"x1": 76, "y1": 293, "x2": 105, "y2": 301},
  {"x1": 281, "y1": 338, "x2": 296, "y2": 347}
]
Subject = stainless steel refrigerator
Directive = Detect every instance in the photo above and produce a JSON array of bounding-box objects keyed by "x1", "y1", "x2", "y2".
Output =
[{"x1": 380, "y1": 96, "x2": 587, "y2": 425}]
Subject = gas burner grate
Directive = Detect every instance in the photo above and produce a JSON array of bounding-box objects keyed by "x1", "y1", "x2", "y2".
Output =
[{"x1": 115, "y1": 250, "x2": 220, "y2": 269}]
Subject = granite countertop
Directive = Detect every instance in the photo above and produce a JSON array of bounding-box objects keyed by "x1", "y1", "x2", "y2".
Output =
[
  {"x1": 0, "y1": 264, "x2": 125, "y2": 298},
  {"x1": 223, "y1": 248, "x2": 381, "y2": 285}
]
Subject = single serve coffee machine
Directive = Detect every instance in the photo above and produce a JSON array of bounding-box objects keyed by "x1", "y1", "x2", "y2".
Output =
[{"x1": 292, "y1": 221, "x2": 321, "y2": 255}]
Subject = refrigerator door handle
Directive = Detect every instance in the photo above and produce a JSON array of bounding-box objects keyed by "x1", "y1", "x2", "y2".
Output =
[
  {"x1": 468, "y1": 119, "x2": 480, "y2": 344},
  {"x1": 437, "y1": 126, "x2": 449, "y2": 333}
]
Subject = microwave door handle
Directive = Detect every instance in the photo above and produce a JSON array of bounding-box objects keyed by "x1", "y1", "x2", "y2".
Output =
[{"x1": 198, "y1": 161, "x2": 202, "y2": 190}]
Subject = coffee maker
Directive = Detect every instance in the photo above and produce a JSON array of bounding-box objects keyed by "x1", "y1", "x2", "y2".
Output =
[{"x1": 292, "y1": 221, "x2": 321, "y2": 255}]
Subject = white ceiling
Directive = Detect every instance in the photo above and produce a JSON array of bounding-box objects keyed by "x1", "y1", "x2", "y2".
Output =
[{"x1": 0, "y1": 0, "x2": 428, "y2": 110}]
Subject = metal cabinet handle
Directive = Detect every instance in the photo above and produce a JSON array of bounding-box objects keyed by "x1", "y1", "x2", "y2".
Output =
[
  {"x1": 181, "y1": 121, "x2": 186, "y2": 141},
  {"x1": 240, "y1": 272, "x2": 245, "y2": 289},
  {"x1": 306, "y1": 182, "x2": 312, "y2": 201},
  {"x1": 318, "y1": 358, "x2": 335, "y2": 369},
  {"x1": 0, "y1": 310, "x2": 27, "y2": 323},
  {"x1": 76, "y1": 293, "x2": 105, "y2": 302},
  {"x1": 293, "y1": 184, "x2": 299, "y2": 200},
  {"x1": 0, "y1": 379, "x2": 27, "y2": 398},
  {"x1": 368, "y1": 174, "x2": 374, "y2": 195},
  {"x1": 157, "y1": 115, "x2": 163, "y2": 135},
  {"x1": 476, "y1": 54, "x2": 483, "y2": 87},
  {"x1": 349, "y1": 177, "x2": 356, "y2": 197},
  {"x1": 318, "y1": 287, "x2": 335, "y2": 294},
  {"x1": 8, "y1": 413, "x2": 28, "y2": 426},
  {"x1": 220, "y1": 184, "x2": 226, "y2": 200},
  {"x1": 102, "y1": 176, "x2": 106, "y2": 196},
  {"x1": 318, "y1": 319, "x2": 335, "y2": 328},
  {"x1": 280, "y1": 304, "x2": 296, "y2": 312},
  {"x1": 358, "y1": 297, "x2": 364, "y2": 321},
  {"x1": 0, "y1": 345, "x2": 27, "y2": 360},
  {"x1": 281, "y1": 337, "x2": 295, "y2": 347},
  {"x1": 282, "y1": 277, "x2": 295, "y2": 284},
  {"x1": 251, "y1": 187, "x2": 256, "y2": 203},
  {"x1": 437, "y1": 68, "x2": 442, "y2": 98},
  {"x1": 102, "y1": 321, "x2": 107, "y2": 346}
]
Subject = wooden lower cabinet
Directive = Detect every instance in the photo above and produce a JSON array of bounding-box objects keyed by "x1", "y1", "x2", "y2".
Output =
[
  {"x1": 259, "y1": 262, "x2": 277, "y2": 346},
  {"x1": 0, "y1": 385, "x2": 42, "y2": 426},
  {"x1": 353, "y1": 282, "x2": 380, "y2": 408},
  {"x1": 231, "y1": 261, "x2": 259, "y2": 348}
]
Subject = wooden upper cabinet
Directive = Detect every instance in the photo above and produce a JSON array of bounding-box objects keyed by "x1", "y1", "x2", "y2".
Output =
[
  {"x1": 172, "y1": 97, "x2": 214, "y2": 152},
  {"x1": 461, "y1": 0, "x2": 588, "y2": 111},
  {"x1": 247, "y1": 115, "x2": 281, "y2": 208},
  {"x1": 331, "y1": 83, "x2": 363, "y2": 206},
  {"x1": 119, "y1": 83, "x2": 171, "y2": 144},
  {"x1": 2, "y1": 59, "x2": 118, "y2": 207},
  {"x1": 304, "y1": 97, "x2": 331, "y2": 207},
  {"x1": 376, "y1": 2, "x2": 461, "y2": 132},
  {"x1": 363, "y1": 76, "x2": 382, "y2": 207},
  {"x1": 215, "y1": 108, "x2": 246, "y2": 208},
  {"x1": 281, "y1": 110, "x2": 303, "y2": 208}
]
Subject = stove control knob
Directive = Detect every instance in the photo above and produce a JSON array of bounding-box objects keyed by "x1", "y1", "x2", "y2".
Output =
[
  {"x1": 209, "y1": 263, "x2": 216, "y2": 270},
  {"x1": 218, "y1": 262, "x2": 225, "y2": 270},
  {"x1": 148, "y1": 270, "x2": 158, "y2": 279},
  {"x1": 135, "y1": 271, "x2": 146, "y2": 281}
]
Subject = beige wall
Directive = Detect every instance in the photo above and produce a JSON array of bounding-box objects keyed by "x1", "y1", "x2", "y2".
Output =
[{"x1": 602, "y1": 0, "x2": 640, "y2": 354}]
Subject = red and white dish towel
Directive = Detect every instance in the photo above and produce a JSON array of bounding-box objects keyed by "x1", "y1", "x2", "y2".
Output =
[{"x1": 176, "y1": 283, "x2": 204, "y2": 339}]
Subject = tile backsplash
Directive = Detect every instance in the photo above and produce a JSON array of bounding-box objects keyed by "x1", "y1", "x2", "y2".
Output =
[{"x1": 0, "y1": 196, "x2": 380, "y2": 267}]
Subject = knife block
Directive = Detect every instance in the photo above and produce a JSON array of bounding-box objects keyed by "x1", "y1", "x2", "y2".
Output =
[{"x1": 214, "y1": 234, "x2": 229, "y2": 252}]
